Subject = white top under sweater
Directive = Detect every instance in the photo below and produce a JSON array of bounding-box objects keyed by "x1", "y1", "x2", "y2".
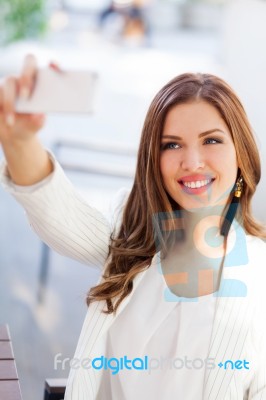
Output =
[{"x1": 96, "y1": 254, "x2": 217, "y2": 400}]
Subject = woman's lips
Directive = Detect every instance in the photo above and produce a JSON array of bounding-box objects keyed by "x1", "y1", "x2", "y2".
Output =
[{"x1": 178, "y1": 178, "x2": 215, "y2": 195}]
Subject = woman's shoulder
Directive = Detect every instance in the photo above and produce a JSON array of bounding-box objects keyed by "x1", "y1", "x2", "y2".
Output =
[
  {"x1": 246, "y1": 234, "x2": 266, "y2": 253},
  {"x1": 245, "y1": 235, "x2": 266, "y2": 268},
  {"x1": 245, "y1": 235, "x2": 266, "y2": 292}
]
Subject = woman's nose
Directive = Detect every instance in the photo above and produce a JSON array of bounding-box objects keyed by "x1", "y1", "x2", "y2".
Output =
[{"x1": 180, "y1": 148, "x2": 205, "y2": 171}]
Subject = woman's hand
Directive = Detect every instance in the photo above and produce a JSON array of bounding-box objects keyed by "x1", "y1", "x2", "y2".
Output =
[
  {"x1": 0, "y1": 54, "x2": 46, "y2": 145},
  {"x1": 0, "y1": 54, "x2": 54, "y2": 185}
]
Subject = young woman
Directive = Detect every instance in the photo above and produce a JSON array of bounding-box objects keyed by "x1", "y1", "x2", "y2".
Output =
[{"x1": 0, "y1": 55, "x2": 265, "y2": 399}]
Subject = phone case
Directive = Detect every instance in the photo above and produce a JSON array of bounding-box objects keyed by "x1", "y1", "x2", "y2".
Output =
[{"x1": 15, "y1": 68, "x2": 98, "y2": 114}]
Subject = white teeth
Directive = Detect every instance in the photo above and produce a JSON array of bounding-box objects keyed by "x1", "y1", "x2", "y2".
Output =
[{"x1": 183, "y1": 179, "x2": 211, "y2": 189}]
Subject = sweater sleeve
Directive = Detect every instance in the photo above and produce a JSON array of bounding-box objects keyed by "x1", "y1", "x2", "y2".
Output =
[
  {"x1": 0, "y1": 152, "x2": 130, "y2": 270},
  {"x1": 247, "y1": 238, "x2": 266, "y2": 398}
]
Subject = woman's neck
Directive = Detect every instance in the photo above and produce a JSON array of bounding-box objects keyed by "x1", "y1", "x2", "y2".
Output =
[
  {"x1": 183, "y1": 206, "x2": 224, "y2": 247},
  {"x1": 161, "y1": 205, "x2": 228, "y2": 297}
]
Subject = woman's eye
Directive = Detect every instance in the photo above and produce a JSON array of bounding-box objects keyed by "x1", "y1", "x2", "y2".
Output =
[
  {"x1": 160, "y1": 143, "x2": 181, "y2": 150},
  {"x1": 204, "y1": 138, "x2": 222, "y2": 145}
]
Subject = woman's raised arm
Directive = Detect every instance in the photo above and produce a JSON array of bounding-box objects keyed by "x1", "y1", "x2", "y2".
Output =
[{"x1": 0, "y1": 54, "x2": 118, "y2": 269}]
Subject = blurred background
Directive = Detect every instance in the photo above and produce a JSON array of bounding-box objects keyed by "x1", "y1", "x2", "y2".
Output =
[{"x1": 0, "y1": 0, "x2": 265, "y2": 399}]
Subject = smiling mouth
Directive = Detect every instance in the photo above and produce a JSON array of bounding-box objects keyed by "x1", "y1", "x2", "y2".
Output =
[{"x1": 178, "y1": 178, "x2": 215, "y2": 192}]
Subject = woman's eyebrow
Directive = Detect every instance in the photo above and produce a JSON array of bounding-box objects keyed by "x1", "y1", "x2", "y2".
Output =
[
  {"x1": 198, "y1": 129, "x2": 226, "y2": 138},
  {"x1": 161, "y1": 129, "x2": 226, "y2": 140}
]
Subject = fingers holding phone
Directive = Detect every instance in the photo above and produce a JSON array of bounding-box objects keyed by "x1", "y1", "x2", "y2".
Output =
[{"x1": 1, "y1": 75, "x2": 17, "y2": 126}]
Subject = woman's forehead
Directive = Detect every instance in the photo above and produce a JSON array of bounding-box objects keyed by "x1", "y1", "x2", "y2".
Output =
[{"x1": 162, "y1": 101, "x2": 228, "y2": 136}]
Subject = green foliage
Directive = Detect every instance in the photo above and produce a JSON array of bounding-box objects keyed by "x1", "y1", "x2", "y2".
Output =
[{"x1": 0, "y1": 0, "x2": 48, "y2": 44}]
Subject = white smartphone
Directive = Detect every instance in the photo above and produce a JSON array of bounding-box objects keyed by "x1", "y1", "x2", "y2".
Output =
[{"x1": 15, "y1": 68, "x2": 99, "y2": 114}]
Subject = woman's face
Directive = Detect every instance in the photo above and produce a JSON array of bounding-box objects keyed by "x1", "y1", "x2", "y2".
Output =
[{"x1": 160, "y1": 100, "x2": 238, "y2": 211}]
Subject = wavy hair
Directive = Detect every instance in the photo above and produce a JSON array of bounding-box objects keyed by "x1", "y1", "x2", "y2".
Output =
[{"x1": 87, "y1": 73, "x2": 266, "y2": 314}]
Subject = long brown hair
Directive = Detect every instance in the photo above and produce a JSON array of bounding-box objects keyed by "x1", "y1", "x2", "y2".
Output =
[{"x1": 87, "y1": 73, "x2": 266, "y2": 314}]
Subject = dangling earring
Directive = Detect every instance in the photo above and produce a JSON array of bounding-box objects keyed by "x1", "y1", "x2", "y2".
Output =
[{"x1": 220, "y1": 175, "x2": 244, "y2": 237}]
